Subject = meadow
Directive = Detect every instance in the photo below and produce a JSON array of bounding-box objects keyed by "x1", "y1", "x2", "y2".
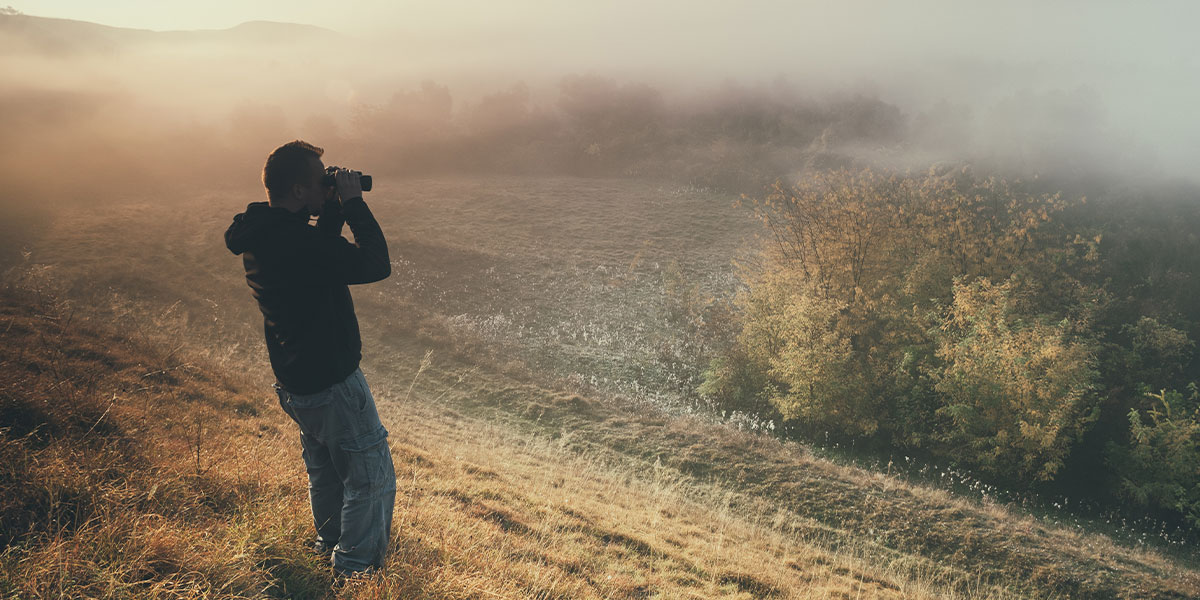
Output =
[{"x1": 2, "y1": 174, "x2": 1198, "y2": 598}]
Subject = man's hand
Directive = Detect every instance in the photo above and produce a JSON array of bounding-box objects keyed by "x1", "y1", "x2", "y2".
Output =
[{"x1": 334, "y1": 168, "x2": 364, "y2": 204}]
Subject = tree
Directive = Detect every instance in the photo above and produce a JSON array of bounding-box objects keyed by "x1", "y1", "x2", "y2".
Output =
[
  {"x1": 717, "y1": 166, "x2": 1092, "y2": 458},
  {"x1": 934, "y1": 276, "x2": 1100, "y2": 481},
  {"x1": 755, "y1": 168, "x2": 918, "y2": 308},
  {"x1": 1107, "y1": 385, "x2": 1200, "y2": 527},
  {"x1": 731, "y1": 269, "x2": 878, "y2": 435}
]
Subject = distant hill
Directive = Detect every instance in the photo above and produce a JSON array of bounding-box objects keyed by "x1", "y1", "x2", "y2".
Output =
[{"x1": 0, "y1": 13, "x2": 344, "y2": 57}]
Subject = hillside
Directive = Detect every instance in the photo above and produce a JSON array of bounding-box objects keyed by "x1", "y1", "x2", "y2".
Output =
[
  {"x1": 2, "y1": 271, "x2": 1198, "y2": 597},
  {"x1": 0, "y1": 13, "x2": 342, "y2": 56},
  {"x1": 4, "y1": 4, "x2": 1200, "y2": 598}
]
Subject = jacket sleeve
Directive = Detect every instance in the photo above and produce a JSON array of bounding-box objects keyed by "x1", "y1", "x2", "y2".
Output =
[
  {"x1": 316, "y1": 198, "x2": 345, "y2": 236},
  {"x1": 302, "y1": 197, "x2": 391, "y2": 285}
]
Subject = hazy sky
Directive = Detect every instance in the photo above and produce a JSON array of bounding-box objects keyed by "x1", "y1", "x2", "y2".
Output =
[
  {"x1": 13, "y1": 2, "x2": 1198, "y2": 85},
  {"x1": 9, "y1": 1, "x2": 1200, "y2": 178},
  {"x1": 15, "y1": 1, "x2": 1198, "y2": 57},
  {"x1": 17, "y1": 2, "x2": 1198, "y2": 86}
]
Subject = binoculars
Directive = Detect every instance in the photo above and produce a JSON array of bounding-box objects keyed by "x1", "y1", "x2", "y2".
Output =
[{"x1": 321, "y1": 166, "x2": 373, "y2": 192}]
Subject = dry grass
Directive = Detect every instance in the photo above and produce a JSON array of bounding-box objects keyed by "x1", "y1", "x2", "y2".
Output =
[
  {"x1": 0, "y1": 285, "x2": 999, "y2": 599},
  {"x1": 0, "y1": 286, "x2": 327, "y2": 598},
  {"x1": 366, "y1": 345, "x2": 1200, "y2": 600},
  {"x1": 2, "y1": 177, "x2": 1198, "y2": 598},
  {"x1": 3, "y1": 282, "x2": 1197, "y2": 599},
  {"x1": 360, "y1": 399, "x2": 1030, "y2": 600}
]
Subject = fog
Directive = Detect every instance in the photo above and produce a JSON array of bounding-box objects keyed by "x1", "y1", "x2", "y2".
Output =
[{"x1": 1, "y1": 1, "x2": 1198, "y2": 212}]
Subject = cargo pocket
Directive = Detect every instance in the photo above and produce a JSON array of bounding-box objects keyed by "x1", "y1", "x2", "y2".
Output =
[{"x1": 339, "y1": 427, "x2": 393, "y2": 499}]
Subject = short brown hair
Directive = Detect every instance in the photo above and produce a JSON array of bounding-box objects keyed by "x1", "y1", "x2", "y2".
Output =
[{"x1": 263, "y1": 140, "x2": 324, "y2": 201}]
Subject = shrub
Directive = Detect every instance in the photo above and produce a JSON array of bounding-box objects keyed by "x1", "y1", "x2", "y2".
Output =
[
  {"x1": 933, "y1": 276, "x2": 1101, "y2": 481},
  {"x1": 706, "y1": 268, "x2": 880, "y2": 436},
  {"x1": 1107, "y1": 385, "x2": 1200, "y2": 528}
]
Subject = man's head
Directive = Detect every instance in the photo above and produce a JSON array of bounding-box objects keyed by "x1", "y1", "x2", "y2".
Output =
[{"x1": 263, "y1": 140, "x2": 329, "y2": 215}]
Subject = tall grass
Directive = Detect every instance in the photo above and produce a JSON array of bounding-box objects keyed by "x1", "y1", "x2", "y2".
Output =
[{"x1": 3, "y1": 180, "x2": 1198, "y2": 598}]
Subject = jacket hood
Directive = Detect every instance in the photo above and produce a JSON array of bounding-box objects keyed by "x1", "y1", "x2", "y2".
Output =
[{"x1": 225, "y1": 202, "x2": 307, "y2": 255}]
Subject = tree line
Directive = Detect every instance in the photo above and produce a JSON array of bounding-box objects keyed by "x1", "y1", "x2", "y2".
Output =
[
  {"x1": 697, "y1": 167, "x2": 1200, "y2": 530},
  {"x1": 348, "y1": 76, "x2": 903, "y2": 192}
]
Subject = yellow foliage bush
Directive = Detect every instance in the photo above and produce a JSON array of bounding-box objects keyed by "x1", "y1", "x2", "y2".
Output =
[{"x1": 933, "y1": 276, "x2": 1100, "y2": 481}]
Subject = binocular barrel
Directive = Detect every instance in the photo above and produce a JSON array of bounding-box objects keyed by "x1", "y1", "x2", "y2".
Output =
[{"x1": 321, "y1": 171, "x2": 373, "y2": 192}]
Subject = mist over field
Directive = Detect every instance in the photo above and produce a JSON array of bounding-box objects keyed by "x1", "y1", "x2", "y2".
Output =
[
  {"x1": 2, "y1": 1, "x2": 1199, "y2": 210},
  {"x1": 4, "y1": 5, "x2": 1200, "y2": 597}
]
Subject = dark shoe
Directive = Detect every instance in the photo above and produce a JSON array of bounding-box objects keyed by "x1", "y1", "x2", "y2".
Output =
[
  {"x1": 331, "y1": 566, "x2": 377, "y2": 590},
  {"x1": 310, "y1": 539, "x2": 336, "y2": 557}
]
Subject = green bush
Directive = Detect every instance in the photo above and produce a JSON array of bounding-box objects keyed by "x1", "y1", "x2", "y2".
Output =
[
  {"x1": 1107, "y1": 385, "x2": 1200, "y2": 528},
  {"x1": 710, "y1": 165, "x2": 1200, "y2": 528},
  {"x1": 697, "y1": 353, "x2": 771, "y2": 415}
]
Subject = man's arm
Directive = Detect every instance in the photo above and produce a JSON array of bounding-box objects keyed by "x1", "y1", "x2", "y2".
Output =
[
  {"x1": 301, "y1": 196, "x2": 390, "y2": 285},
  {"x1": 302, "y1": 169, "x2": 390, "y2": 285},
  {"x1": 316, "y1": 198, "x2": 345, "y2": 236}
]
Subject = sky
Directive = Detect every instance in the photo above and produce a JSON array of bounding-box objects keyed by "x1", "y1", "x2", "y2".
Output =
[
  {"x1": 13, "y1": 1, "x2": 1198, "y2": 97},
  {"x1": 11, "y1": 2, "x2": 1197, "y2": 83},
  {"x1": 13, "y1": 1, "x2": 1198, "y2": 59},
  {"x1": 13, "y1": 2, "x2": 1196, "y2": 87},
  {"x1": 6, "y1": 1, "x2": 1200, "y2": 179}
]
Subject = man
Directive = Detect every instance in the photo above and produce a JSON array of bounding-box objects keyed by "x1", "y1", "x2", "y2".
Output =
[{"x1": 224, "y1": 140, "x2": 395, "y2": 577}]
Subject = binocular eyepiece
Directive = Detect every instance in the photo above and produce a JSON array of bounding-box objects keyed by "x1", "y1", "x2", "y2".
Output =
[{"x1": 321, "y1": 166, "x2": 373, "y2": 192}]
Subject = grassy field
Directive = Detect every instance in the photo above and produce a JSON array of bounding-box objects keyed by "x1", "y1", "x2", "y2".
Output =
[
  {"x1": 368, "y1": 177, "x2": 758, "y2": 408},
  {"x1": 2, "y1": 175, "x2": 1199, "y2": 598},
  {"x1": 0, "y1": 287, "x2": 1025, "y2": 599}
]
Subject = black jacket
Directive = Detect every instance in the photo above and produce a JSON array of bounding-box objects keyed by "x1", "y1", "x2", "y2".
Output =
[{"x1": 225, "y1": 198, "x2": 390, "y2": 394}]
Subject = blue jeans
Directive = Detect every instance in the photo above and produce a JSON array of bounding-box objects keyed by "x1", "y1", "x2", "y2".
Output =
[{"x1": 274, "y1": 368, "x2": 396, "y2": 574}]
